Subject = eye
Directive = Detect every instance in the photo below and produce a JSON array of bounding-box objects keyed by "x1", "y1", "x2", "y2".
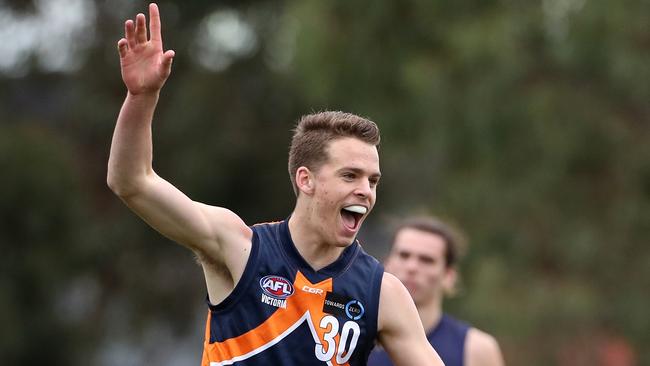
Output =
[
  {"x1": 341, "y1": 172, "x2": 356, "y2": 181},
  {"x1": 369, "y1": 177, "x2": 379, "y2": 188}
]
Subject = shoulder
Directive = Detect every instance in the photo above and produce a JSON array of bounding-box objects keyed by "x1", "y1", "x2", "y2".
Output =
[
  {"x1": 198, "y1": 205, "x2": 253, "y2": 247},
  {"x1": 200, "y1": 205, "x2": 252, "y2": 235},
  {"x1": 378, "y1": 272, "x2": 413, "y2": 331},
  {"x1": 465, "y1": 327, "x2": 505, "y2": 366},
  {"x1": 380, "y1": 272, "x2": 408, "y2": 299},
  {"x1": 195, "y1": 205, "x2": 253, "y2": 269},
  {"x1": 380, "y1": 271, "x2": 402, "y2": 288}
]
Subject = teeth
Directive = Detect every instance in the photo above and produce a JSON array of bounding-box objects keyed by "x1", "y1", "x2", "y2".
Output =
[{"x1": 343, "y1": 205, "x2": 367, "y2": 215}]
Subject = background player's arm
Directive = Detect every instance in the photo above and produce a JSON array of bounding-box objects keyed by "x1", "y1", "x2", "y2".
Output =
[
  {"x1": 377, "y1": 273, "x2": 445, "y2": 366},
  {"x1": 466, "y1": 328, "x2": 505, "y2": 366},
  {"x1": 107, "y1": 4, "x2": 251, "y2": 275}
]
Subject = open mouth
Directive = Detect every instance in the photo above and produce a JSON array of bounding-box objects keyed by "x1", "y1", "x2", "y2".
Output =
[{"x1": 341, "y1": 205, "x2": 367, "y2": 231}]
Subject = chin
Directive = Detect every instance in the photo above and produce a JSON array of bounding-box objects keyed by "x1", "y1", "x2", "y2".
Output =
[
  {"x1": 335, "y1": 239, "x2": 355, "y2": 248},
  {"x1": 333, "y1": 234, "x2": 357, "y2": 247},
  {"x1": 334, "y1": 226, "x2": 359, "y2": 246}
]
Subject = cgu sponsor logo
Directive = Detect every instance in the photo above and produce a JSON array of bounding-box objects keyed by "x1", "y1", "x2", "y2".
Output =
[
  {"x1": 302, "y1": 285, "x2": 324, "y2": 295},
  {"x1": 259, "y1": 275, "x2": 294, "y2": 299}
]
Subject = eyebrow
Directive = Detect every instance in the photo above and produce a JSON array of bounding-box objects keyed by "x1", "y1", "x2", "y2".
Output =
[
  {"x1": 338, "y1": 167, "x2": 382, "y2": 179},
  {"x1": 396, "y1": 250, "x2": 435, "y2": 261}
]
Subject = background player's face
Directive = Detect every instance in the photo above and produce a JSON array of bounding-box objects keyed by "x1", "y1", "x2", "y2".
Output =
[
  {"x1": 310, "y1": 137, "x2": 380, "y2": 247},
  {"x1": 385, "y1": 228, "x2": 456, "y2": 305}
]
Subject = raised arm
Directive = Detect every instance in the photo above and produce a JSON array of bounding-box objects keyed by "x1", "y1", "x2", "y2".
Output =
[
  {"x1": 107, "y1": 3, "x2": 251, "y2": 300},
  {"x1": 108, "y1": 4, "x2": 174, "y2": 200},
  {"x1": 377, "y1": 273, "x2": 445, "y2": 366}
]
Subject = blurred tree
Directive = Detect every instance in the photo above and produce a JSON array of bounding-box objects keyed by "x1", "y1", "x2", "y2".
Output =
[{"x1": 0, "y1": 125, "x2": 87, "y2": 364}]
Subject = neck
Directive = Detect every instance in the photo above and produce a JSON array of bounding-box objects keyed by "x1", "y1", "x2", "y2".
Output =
[
  {"x1": 288, "y1": 210, "x2": 345, "y2": 271},
  {"x1": 416, "y1": 294, "x2": 444, "y2": 333}
]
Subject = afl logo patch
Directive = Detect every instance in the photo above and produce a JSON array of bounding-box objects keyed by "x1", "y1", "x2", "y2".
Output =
[{"x1": 260, "y1": 275, "x2": 294, "y2": 299}]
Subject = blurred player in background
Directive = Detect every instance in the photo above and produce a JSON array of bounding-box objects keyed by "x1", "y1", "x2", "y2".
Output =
[{"x1": 368, "y1": 216, "x2": 505, "y2": 366}]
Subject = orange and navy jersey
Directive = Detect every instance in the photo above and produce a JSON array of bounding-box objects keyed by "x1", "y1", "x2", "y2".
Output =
[{"x1": 201, "y1": 219, "x2": 384, "y2": 366}]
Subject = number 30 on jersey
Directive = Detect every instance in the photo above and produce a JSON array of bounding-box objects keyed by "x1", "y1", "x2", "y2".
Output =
[{"x1": 314, "y1": 315, "x2": 361, "y2": 364}]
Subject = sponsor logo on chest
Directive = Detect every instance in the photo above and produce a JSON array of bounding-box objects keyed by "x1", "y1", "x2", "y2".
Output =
[{"x1": 323, "y1": 292, "x2": 365, "y2": 321}]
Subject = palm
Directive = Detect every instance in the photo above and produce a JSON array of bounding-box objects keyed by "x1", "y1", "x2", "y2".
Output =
[
  {"x1": 121, "y1": 41, "x2": 166, "y2": 93},
  {"x1": 117, "y1": 4, "x2": 174, "y2": 95}
]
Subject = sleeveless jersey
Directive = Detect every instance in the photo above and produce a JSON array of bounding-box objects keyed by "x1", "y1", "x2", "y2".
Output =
[
  {"x1": 201, "y1": 220, "x2": 385, "y2": 366},
  {"x1": 366, "y1": 313, "x2": 470, "y2": 366}
]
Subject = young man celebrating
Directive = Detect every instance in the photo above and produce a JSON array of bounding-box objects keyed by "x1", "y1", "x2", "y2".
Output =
[
  {"x1": 108, "y1": 4, "x2": 443, "y2": 365},
  {"x1": 368, "y1": 217, "x2": 505, "y2": 366}
]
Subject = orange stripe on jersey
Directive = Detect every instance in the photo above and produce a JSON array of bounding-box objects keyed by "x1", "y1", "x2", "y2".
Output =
[{"x1": 203, "y1": 272, "x2": 351, "y2": 366}]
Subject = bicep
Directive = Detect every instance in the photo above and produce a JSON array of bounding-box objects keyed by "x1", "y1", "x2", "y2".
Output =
[{"x1": 377, "y1": 273, "x2": 444, "y2": 366}]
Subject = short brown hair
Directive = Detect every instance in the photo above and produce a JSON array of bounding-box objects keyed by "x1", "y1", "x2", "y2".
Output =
[
  {"x1": 391, "y1": 216, "x2": 466, "y2": 268},
  {"x1": 288, "y1": 111, "x2": 380, "y2": 195}
]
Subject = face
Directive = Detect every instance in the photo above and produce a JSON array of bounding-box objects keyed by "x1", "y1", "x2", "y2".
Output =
[
  {"x1": 298, "y1": 137, "x2": 381, "y2": 247},
  {"x1": 385, "y1": 228, "x2": 456, "y2": 305}
]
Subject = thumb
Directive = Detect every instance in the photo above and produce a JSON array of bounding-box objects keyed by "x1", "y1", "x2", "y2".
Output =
[
  {"x1": 161, "y1": 50, "x2": 175, "y2": 73},
  {"x1": 117, "y1": 38, "x2": 128, "y2": 58}
]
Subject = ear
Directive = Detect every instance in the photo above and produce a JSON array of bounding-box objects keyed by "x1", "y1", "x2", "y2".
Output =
[
  {"x1": 295, "y1": 166, "x2": 315, "y2": 195},
  {"x1": 442, "y1": 266, "x2": 458, "y2": 296}
]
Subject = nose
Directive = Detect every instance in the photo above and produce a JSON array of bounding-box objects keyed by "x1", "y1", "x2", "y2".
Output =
[
  {"x1": 397, "y1": 254, "x2": 421, "y2": 275},
  {"x1": 354, "y1": 178, "x2": 373, "y2": 199},
  {"x1": 404, "y1": 256, "x2": 419, "y2": 272}
]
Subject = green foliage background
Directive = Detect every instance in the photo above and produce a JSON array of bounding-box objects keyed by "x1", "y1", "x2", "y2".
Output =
[{"x1": 1, "y1": 0, "x2": 648, "y2": 365}]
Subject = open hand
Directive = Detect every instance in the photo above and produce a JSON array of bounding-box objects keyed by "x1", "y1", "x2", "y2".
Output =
[{"x1": 117, "y1": 3, "x2": 175, "y2": 95}]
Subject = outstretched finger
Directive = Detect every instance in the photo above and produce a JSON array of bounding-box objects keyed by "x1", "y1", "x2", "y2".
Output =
[
  {"x1": 135, "y1": 13, "x2": 148, "y2": 44},
  {"x1": 149, "y1": 3, "x2": 162, "y2": 44},
  {"x1": 125, "y1": 19, "x2": 136, "y2": 50},
  {"x1": 117, "y1": 38, "x2": 129, "y2": 58}
]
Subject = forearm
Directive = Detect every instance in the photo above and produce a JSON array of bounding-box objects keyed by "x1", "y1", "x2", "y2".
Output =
[
  {"x1": 381, "y1": 334, "x2": 444, "y2": 366},
  {"x1": 107, "y1": 91, "x2": 160, "y2": 196}
]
